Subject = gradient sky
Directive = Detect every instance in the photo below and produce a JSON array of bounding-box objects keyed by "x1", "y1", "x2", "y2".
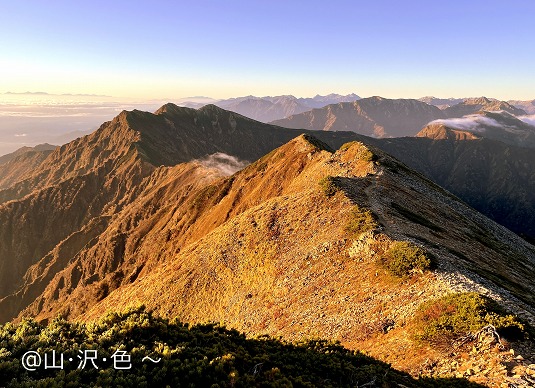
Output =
[{"x1": 1, "y1": 0, "x2": 534, "y2": 100}]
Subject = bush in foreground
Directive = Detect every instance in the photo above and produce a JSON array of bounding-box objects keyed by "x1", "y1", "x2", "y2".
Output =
[
  {"x1": 345, "y1": 206, "x2": 377, "y2": 236},
  {"x1": 318, "y1": 176, "x2": 340, "y2": 197},
  {"x1": 380, "y1": 240, "x2": 431, "y2": 278},
  {"x1": 0, "y1": 307, "x2": 483, "y2": 387},
  {"x1": 414, "y1": 292, "x2": 525, "y2": 346}
]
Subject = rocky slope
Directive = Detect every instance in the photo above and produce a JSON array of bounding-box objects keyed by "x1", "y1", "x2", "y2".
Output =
[
  {"x1": 0, "y1": 144, "x2": 56, "y2": 189},
  {"x1": 6, "y1": 132, "x2": 533, "y2": 380},
  {"x1": 72, "y1": 135, "x2": 535, "y2": 386},
  {"x1": 271, "y1": 96, "x2": 446, "y2": 137}
]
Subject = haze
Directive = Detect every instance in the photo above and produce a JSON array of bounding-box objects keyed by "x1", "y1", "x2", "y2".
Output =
[{"x1": 1, "y1": 1, "x2": 534, "y2": 155}]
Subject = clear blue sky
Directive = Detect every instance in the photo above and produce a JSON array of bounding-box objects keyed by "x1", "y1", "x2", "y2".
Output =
[{"x1": 1, "y1": 0, "x2": 534, "y2": 100}]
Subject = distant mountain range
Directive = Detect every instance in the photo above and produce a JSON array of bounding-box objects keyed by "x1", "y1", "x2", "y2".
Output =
[
  {"x1": 421, "y1": 96, "x2": 535, "y2": 114},
  {"x1": 176, "y1": 94, "x2": 533, "y2": 124},
  {"x1": 442, "y1": 97, "x2": 526, "y2": 117},
  {"x1": 271, "y1": 96, "x2": 446, "y2": 137},
  {"x1": 271, "y1": 96, "x2": 529, "y2": 137},
  {"x1": 508, "y1": 99, "x2": 535, "y2": 114},
  {"x1": 418, "y1": 96, "x2": 465, "y2": 108},
  {"x1": 177, "y1": 93, "x2": 361, "y2": 122}
]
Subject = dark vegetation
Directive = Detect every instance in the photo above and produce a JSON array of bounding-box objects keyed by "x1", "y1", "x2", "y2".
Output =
[
  {"x1": 413, "y1": 293, "x2": 526, "y2": 346},
  {"x1": 0, "y1": 307, "x2": 483, "y2": 387}
]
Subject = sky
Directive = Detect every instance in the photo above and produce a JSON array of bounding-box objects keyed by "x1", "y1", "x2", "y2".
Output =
[{"x1": 1, "y1": 0, "x2": 534, "y2": 101}]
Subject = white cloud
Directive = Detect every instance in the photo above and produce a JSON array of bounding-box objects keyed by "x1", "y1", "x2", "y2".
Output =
[
  {"x1": 429, "y1": 114, "x2": 504, "y2": 132},
  {"x1": 195, "y1": 153, "x2": 249, "y2": 176},
  {"x1": 518, "y1": 115, "x2": 535, "y2": 126},
  {"x1": 14, "y1": 133, "x2": 27, "y2": 137}
]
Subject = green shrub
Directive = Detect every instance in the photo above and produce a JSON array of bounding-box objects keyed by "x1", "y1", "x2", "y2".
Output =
[
  {"x1": 318, "y1": 176, "x2": 340, "y2": 197},
  {"x1": 380, "y1": 241, "x2": 431, "y2": 278},
  {"x1": 0, "y1": 306, "x2": 470, "y2": 387},
  {"x1": 414, "y1": 292, "x2": 525, "y2": 345},
  {"x1": 345, "y1": 206, "x2": 377, "y2": 236}
]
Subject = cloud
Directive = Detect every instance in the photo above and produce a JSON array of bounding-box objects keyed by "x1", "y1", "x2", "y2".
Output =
[
  {"x1": 518, "y1": 115, "x2": 535, "y2": 126},
  {"x1": 429, "y1": 114, "x2": 504, "y2": 133},
  {"x1": 195, "y1": 153, "x2": 249, "y2": 176},
  {"x1": 14, "y1": 133, "x2": 27, "y2": 137}
]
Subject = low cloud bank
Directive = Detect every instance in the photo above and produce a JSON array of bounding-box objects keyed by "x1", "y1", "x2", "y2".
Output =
[
  {"x1": 195, "y1": 153, "x2": 249, "y2": 176},
  {"x1": 519, "y1": 115, "x2": 535, "y2": 126},
  {"x1": 429, "y1": 115, "x2": 503, "y2": 132}
]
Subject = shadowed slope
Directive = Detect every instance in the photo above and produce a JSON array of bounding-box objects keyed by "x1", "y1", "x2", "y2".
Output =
[{"x1": 369, "y1": 126, "x2": 535, "y2": 240}]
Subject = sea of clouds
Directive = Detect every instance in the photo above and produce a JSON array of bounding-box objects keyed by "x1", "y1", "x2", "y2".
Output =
[
  {"x1": 429, "y1": 113, "x2": 535, "y2": 134},
  {"x1": 0, "y1": 94, "x2": 168, "y2": 156},
  {"x1": 519, "y1": 115, "x2": 535, "y2": 126}
]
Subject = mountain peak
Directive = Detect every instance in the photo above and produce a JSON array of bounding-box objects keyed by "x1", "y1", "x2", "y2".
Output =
[
  {"x1": 417, "y1": 122, "x2": 480, "y2": 141},
  {"x1": 154, "y1": 102, "x2": 193, "y2": 116},
  {"x1": 465, "y1": 96, "x2": 492, "y2": 105},
  {"x1": 197, "y1": 103, "x2": 227, "y2": 113}
]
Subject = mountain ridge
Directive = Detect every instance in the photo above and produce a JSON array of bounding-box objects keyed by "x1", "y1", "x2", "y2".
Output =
[
  {"x1": 1, "y1": 103, "x2": 535, "y2": 385},
  {"x1": 271, "y1": 97, "x2": 446, "y2": 137}
]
